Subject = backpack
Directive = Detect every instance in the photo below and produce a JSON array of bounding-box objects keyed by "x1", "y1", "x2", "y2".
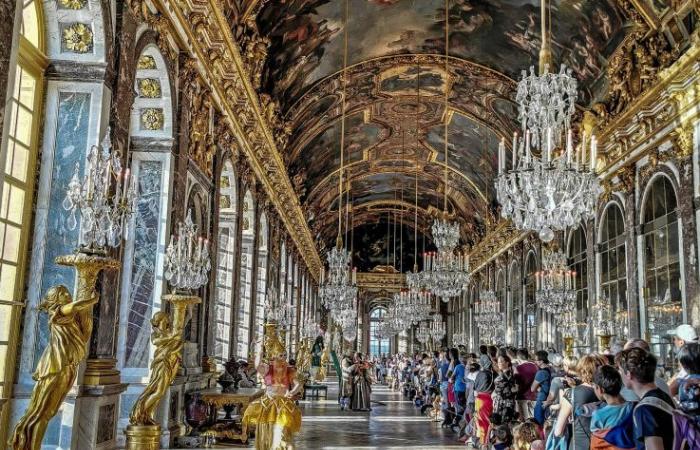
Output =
[{"x1": 633, "y1": 395, "x2": 700, "y2": 450}]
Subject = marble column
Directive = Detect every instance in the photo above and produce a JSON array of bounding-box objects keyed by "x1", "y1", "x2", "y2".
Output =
[
  {"x1": 675, "y1": 154, "x2": 700, "y2": 318},
  {"x1": 247, "y1": 192, "x2": 262, "y2": 350},
  {"x1": 622, "y1": 178, "x2": 641, "y2": 338},
  {"x1": 228, "y1": 161, "x2": 247, "y2": 357}
]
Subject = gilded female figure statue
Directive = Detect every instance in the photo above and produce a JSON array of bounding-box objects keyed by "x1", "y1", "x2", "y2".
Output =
[
  {"x1": 10, "y1": 285, "x2": 98, "y2": 450},
  {"x1": 130, "y1": 311, "x2": 183, "y2": 425},
  {"x1": 241, "y1": 325, "x2": 302, "y2": 449}
]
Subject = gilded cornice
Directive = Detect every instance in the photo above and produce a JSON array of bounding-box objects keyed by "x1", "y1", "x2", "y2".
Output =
[
  {"x1": 356, "y1": 272, "x2": 406, "y2": 291},
  {"x1": 152, "y1": 0, "x2": 322, "y2": 279}
]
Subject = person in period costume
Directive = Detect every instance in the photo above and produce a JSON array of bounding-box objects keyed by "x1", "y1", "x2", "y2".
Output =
[
  {"x1": 340, "y1": 351, "x2": 354, "y2": 410},
  {"x1": 241, "y1": 324, "x2": 302, "y2": 450},
  {"x1": 351, "y1": 352, "x2": 372, "y2": 411},
  {"x1": 10, "y1": 286, "x2": 98, "y2": 450}
]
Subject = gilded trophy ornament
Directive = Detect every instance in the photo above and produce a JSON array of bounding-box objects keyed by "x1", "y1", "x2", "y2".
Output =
[
  {"x1": 9, "y1": 253, "x2": 120, "y2": 450},
  {"x1": 62, "y1": 23, "x2": 93, "y2": 53}
]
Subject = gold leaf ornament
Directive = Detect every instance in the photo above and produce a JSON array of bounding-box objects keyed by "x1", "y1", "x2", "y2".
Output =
[
  {"x1": 140, "y1": 108, "x2": 164, "y2": 130},
  {"x1": 63, "y1": 23, "x2": 93, "y2": 53},
  {"x1": 137, "y1": 55, "x2": 157, "y2": 70},
  {"x1": 58, "y1": 0, "x2": 87, "y2": 10},
  {"x1": 138, "y1": 78, "x2": 162, "y2": 98}
]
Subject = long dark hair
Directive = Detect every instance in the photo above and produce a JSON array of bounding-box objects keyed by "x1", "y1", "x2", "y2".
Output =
[{"x1": 449, "y1": 347, "x2": 459, "y2": 364}]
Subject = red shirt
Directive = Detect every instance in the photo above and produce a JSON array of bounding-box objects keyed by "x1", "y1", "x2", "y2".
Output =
[{"x1": 514, "y1": 361, "x2": 538, "y2": 401}]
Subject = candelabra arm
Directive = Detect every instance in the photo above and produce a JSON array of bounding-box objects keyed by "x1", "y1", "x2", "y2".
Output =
[{"x1": 9, "y1": 252, "x2": 119, "y2": 450}]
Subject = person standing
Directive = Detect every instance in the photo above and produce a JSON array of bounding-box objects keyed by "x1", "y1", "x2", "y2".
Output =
[
  {"x1": 492, "y1": 355, "x2": 519, "y2": 423},
  {"x1": 351, "y1": 353, "x2": 372, "y2": 411},
  {"x1": 668, "y1": 324, "x2": 699, "y2": 396},
  {"x1": 514, "y1": 348, "x2": 538, "y2": 420},
  {"x1": 531, "y1": 350, "x2": 552, "y2": 426},
  {"x1": 339, "y1": 352, "x2": 354, "y2": 411},
  {"x1": 451, "y1": 352, "x2": 467, "y2": 426},
  {"x1": 617, "y1": 347, "x2": 675, "y2": 450}
]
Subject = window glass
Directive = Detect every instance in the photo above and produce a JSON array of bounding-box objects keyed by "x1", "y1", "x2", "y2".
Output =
[
  {"x1": 568, "y1": 227, "x2": 588, "y2": 349},
  {"x1": 369, "y1": 307, "x2": 388, "y2": 357},
  {"x1": 599, "y1": 204, "x2": 628, "y2": 339}
]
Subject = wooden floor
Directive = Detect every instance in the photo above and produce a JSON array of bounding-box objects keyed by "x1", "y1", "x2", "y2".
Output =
[{"x1": 186, "y1": 380, "x2": 468, "y2": 449}]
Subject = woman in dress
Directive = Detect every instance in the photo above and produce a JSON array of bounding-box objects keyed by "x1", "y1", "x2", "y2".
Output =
[
  {"x1": 492, "y1": 355, "x2": 519, "y2": 423},
  {"x1": 339, "y1": 352, "x2": 354, "y2": 410},
  {"x1": 351, "y1": 353, "x2": 372, "y2": 411}
]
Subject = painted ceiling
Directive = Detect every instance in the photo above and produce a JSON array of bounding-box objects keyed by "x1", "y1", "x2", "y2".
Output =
[{"x1": 252, "y1": 0, "x2": 633, "y2": 263}]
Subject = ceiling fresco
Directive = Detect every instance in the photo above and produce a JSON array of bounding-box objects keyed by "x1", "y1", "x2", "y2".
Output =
[
  {"x1": 257, "y1": 0, "x2": 629, "y2": 111},
  {"x1": 251, "y1": 0, "x2": 633, "y2": 264},
  {"x1": 349, "y1": 221, "x2": 430, "y2": 273}
]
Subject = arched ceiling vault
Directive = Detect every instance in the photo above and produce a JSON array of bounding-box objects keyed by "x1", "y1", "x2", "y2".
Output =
[{"x1": 254, "y1": 0, "x2": 631, "y2": 261}]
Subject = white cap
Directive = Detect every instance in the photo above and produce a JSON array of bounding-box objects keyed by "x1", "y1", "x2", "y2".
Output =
[{"x1": 667, "y1": 324, "x2": 699, "y2": 342}]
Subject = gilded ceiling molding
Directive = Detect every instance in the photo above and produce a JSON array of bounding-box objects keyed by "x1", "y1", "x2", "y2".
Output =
[
  {"x1": 356, "y1": 272, "x2": 406, "y2": 291},
  {"x1": 153, "y1": 0, "x2": 322, "y2": 279}
]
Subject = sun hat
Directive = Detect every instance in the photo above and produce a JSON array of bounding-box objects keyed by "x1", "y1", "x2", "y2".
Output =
[{"x1": 667, "y1": 324, "x2": 699, "y2": 342}]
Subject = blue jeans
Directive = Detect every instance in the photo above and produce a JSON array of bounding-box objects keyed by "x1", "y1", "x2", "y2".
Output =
[
  {"x1": 534, "y1": 398, "x2": 545, "y2": 425},
  {"x1": 440, "y1": 381, "x2": 449, "y2": 411}
]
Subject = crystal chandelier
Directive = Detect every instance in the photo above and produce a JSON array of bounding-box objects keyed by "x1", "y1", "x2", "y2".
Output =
[
  {"x1": 452, "y1": 332, "x2": 467, "y2": 347},
  {"x1": 415, "y1": 7, "x2": 470, "y2": 299},
  {"x1": 416, "y1": 322, "x2": 430, "y2": 345},
  {"x1": 164, "y1": 209, "x2": 212, "y2": 291},
  {"x1": 535, "y1": 249, "x2": 576, "y2": 315},
  {"x1": 320, "y1": 242, "x2": 357, "y2": 312},
  {"x1": 475, "y1": 288, "x2": 504, "y2": 343},
  {"x1": 394, "y1": 289, "x2": 432, "y2": 325},
  {"x1": 265, "y1": 287, "x2": 294, "y2": 327},
  {"x1": 301, "y1": 321, "x2": 319, "y2": 340},
  {"x1": 494, "y1": 0, "x2": 602, "y2": 242},
  {"x1": 63, "y1": 128, "x2": 138, "y2": 250},
  {"x1": 320, "y1": 0, "x2": 357, "y2": 317},
  {"x1": 429, "y1": 314, "x2": 446, "y2": 342}
]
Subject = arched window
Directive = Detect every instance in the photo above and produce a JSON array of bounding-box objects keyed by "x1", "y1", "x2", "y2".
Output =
[
  {"x1": 0, "y1": 0, "x2": 45, "y2": 400},
  {"x1": 509, "y1": 261, "x2": 522, "y2": 347},
  {"x1": 568, "y1": 227, "x2": 588, "y2": 345},
  {"x1": 369, "y1": 307, "x2": 388, "y2": 356},
  {"x1": 641, "y1": 175, "x2": 681, "y2": 370},
  {"x1": 525, "y1": 253, "x2": 538, "y2": 350},
  {"x1": 599, "y1": 203, "x2": 628, "y2": 338},
  {"x1": 214, "y1": 159, "x2": 237, "y2": 362},
  {"x1": 236, "y1": 190, "x2": 255, "y2": 359},
  {"x1": 253, "y1": 212, "x2": 268, "y2": 358}
]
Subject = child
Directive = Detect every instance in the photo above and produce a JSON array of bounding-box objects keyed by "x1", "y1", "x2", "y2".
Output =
[
  {"x1": 489, "y1": 423, "x2": 513, "y2": 450},
  {"x1": 590, "y1": 365, "x2": 635, "y2": 449},
  {"x1": 512, "y1": 420, "x2": 541, "y2": 450},
  {"x1": 678, "y1": 342, "x2": 700, "y2": 424}
]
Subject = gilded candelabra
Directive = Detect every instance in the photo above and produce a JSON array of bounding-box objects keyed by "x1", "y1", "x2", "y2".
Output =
[
  {"x1": 10, "y1": 130, "x2": 134, "y2": 450},
  {"x1": 125, "y1": 210, "x2": 210, "y2": 450}
]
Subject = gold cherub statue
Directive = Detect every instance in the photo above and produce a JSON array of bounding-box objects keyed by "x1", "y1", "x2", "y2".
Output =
[{"x1": 10, "y1": 285, "x2": 98, "y2": 450}]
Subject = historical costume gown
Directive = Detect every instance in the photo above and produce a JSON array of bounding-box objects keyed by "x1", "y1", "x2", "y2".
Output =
[
  {"x1": 351, "y1": 363, "x2": 372, "y2": 411},
  {"x1": 242, "y1": 362, "x2": 302, "y2": 450}
]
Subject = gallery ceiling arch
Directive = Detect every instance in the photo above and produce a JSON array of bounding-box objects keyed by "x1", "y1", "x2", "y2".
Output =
[{"x1": 250, "y1": 0, "x2": 631, "y2": 270}]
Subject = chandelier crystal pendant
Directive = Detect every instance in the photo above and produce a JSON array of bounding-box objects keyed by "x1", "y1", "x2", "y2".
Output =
[
  {"x1": 535, "y1": 249, "x2": 576, "y2": 315},
  {"x1": 265, "y1": 285, "x2": 294, "y2": 327},
  {"x1": 416, "y1": 322, "x2": 431, "y2": 345},
  {"x1": 452, "y1": 332, "x2": 467, "y2": 347},
  {"x1": 494, "y1": 0, "x2": 602, "y2": 242}
]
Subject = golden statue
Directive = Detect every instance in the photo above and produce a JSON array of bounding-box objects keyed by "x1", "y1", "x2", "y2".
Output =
[
  {"x1": 315, "y1": 345, "x2": 330, "y2": 382},
  {"x1": 10, "y1": 251, "x2": 119, "y2": 450},
  {"x1": 10, "y1": 286, "x2": 97, "y2": 450},
  {"x1": 129, "y1": 311, "x2": 183, "y2": 425},
  {"x1": 295, "y1": 338, "x2": 312, "y2": 383},
  {"x1": 125, "y1": 294, "x2": 200, "y2": 450},
  {"x1": 241, "y1": 323, "x2": 302, "y2": 450}
]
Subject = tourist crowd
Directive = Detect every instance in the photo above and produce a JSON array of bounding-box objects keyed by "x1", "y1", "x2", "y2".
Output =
[{"x1": 379, "y1": 323, "x2": 700, "y2": 450}]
